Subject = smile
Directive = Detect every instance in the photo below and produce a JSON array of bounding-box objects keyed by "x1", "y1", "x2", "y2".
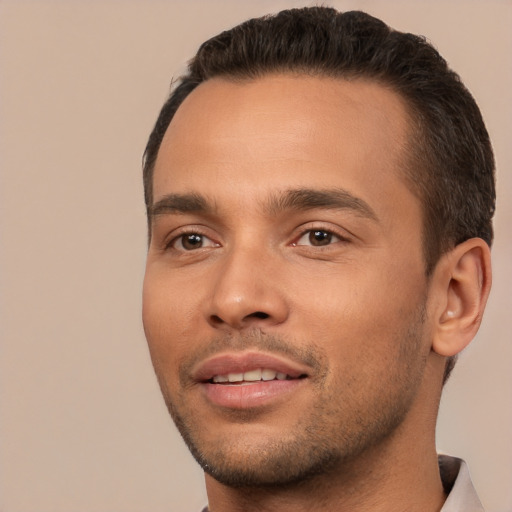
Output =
[
  {"x1": 211, "y1": 369, "x2": 297, "y2": 383},
  {"x1": 194, "y1": 351, "x2": 311, "y2": 409}
]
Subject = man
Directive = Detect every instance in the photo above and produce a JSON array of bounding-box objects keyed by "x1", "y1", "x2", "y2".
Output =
[{"x1": 141, "y1": 7, "x2": 494, "y2": 512}]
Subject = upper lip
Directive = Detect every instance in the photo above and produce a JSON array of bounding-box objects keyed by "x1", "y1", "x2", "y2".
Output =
[{"x1": 192, "y1": 351, "x2": 311, "y2": 382}]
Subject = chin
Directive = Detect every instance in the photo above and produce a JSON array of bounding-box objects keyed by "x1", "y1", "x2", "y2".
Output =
[{"x1": 191, "y1": 435, "x2": 342, "y2": 488}]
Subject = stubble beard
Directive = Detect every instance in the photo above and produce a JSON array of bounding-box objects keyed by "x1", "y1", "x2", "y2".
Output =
[{"x1": 154, "y1": 306, "x2": 428, "y2": 489}]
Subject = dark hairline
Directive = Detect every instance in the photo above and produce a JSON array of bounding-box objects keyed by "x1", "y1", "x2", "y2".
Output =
[{"x1": 143, "y1": 72, "x2": 433, "y2": 266}]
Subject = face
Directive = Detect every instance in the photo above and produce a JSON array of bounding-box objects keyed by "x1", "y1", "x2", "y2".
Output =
[{"x1": 143, "y1": 75, "x2": 433, "y2": 487}]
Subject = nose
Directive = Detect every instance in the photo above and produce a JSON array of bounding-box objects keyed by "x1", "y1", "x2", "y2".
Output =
[{"x1": 205, "y1": 247, "x2": 289, "y2": 331}]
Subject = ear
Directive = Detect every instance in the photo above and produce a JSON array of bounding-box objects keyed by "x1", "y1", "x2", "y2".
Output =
[{"x1": 431, "y1": 238, "x2": 492, "y2": 357}]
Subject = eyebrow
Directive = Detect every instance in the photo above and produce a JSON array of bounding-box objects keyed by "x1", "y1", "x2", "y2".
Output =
[
  {"x1": 150, "y1": 193, "x2": 214, "y2": 217},
  {"x1": 149, "y1": 188, "x2": 378, "y2": 222},
  {"x1": 266, "y1": 188, "x2": 378, "y2": 221}
]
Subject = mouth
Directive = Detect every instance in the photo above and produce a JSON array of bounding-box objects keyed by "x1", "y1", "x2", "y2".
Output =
[
  {"x1": 194, "y1": 352, "x2": 311, "y2": 409},
  {"x1": 209, "y1": 368, "x2": 307, "y2": 384}
]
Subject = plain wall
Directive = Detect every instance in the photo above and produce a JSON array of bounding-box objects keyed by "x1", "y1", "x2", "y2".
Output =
[{"x1": 0, "y1": 1, "x2": 510, "y2": 511}]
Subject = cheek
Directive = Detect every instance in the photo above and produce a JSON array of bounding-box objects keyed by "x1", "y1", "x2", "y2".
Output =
[
  {"x1": 292, "y1": 261, "x2": 427, "y2": 365},
  {"x1": 142, "y1": 269, "x2": 201, "y2": 368}
]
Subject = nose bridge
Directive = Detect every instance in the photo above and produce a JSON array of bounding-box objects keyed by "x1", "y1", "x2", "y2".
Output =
[{"x1": 207, "y1": 241, "x2": 288, "y2": 330}]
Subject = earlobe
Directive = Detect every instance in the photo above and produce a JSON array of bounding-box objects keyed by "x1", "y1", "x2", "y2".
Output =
[{"x1": 432, "y1": 238, "x2": 492, "y2": 357}]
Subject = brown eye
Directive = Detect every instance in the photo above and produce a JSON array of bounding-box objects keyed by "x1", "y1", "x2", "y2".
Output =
[
  {"x1": 295, "y1": 229, "x2": 341, "y2": 247},
  {"x1": 172, "y1": 232, "x2": 219, "y2": 251},
  {"x1": 309, "y1": 230, "x2": 332, "y2": 246},
  {"x1": 181, "y1": 234, "x2": 204, "y2": 250}
]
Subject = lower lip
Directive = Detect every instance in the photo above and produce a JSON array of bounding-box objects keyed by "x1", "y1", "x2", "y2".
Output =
[{"x1": 201, "y1": 379, "x2": 305, "y2": 409}]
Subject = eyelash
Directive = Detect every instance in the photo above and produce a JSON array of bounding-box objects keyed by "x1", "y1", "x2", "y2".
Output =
[
  {"x1": 292, "y1": 227, "x2": 349, "y2": 248},
  {"x1": 165, "y1": 224, "x2": 349, "y2": 253},
  {"x1": 165, "y1": 228, "x2": 218, "y2": 252}
]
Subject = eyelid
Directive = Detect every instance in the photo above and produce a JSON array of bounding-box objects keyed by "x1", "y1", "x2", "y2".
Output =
[
  {"x1": 291, "y1": 223, "x2": 352, "y2": 246},
  {"x1": 163, "y1": 225, "x2": 220, "y2": 251},
  {"x1": 294, "y1": 230, "x2": 341, "y2": 247},
  {"x1": 173, "y1": 234, "x2": 219, "y2": 251}
]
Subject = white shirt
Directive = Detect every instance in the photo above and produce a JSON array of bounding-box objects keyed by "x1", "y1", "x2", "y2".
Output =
[{"x1": 439, "y1": 455, "x2": 485, "y2": 511}]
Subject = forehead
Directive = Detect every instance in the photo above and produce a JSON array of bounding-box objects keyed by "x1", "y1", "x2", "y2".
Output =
[{"x1": 153, "y1": 74, "x2": 417, "y2": 222}]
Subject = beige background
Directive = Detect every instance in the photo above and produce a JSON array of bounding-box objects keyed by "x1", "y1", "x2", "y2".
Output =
[{"x1": 0, "y1": 1, "x2": 510, "y2": 511}]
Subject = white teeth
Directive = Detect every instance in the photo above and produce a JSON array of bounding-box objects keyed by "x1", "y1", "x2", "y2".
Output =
[
  {"x1": 261, "y1": 369, "x2": 277, "y2": 381},
  {"x1": 212, "y1": 369, "x2": 290, "y2": 383},
  {"x1": 243, "y1": 369, "x2": 262, "y2": 381}
]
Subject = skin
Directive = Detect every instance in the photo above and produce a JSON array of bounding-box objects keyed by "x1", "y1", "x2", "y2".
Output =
[{"x1": 142, "y1": 75, "x2": 491, "y2": 512}]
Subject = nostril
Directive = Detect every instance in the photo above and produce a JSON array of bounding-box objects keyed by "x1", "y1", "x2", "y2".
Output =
[
  {"x1": 210, "y1": 315, "x2": 223, "y2": 325},
  {"x1": 249, "y1": 311, "x2": 270, "y2": 319},
  {"x1": 208, "y1": 311, "x2": 271, "y2": 328}
]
